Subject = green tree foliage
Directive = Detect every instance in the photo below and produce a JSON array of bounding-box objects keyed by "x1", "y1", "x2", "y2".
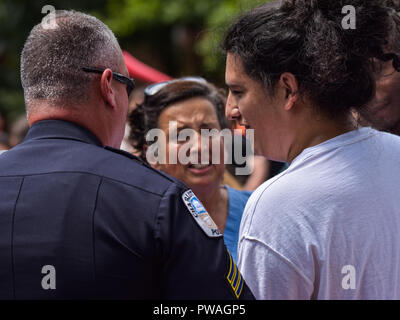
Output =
[
  {"x1": 104, "y1": 0, "x2": 266, "y2": 82},
  {"x1": 0, "y1": 0, "x2": 108, "y2": 122},
  {"x1": 0, "y1": 0, "x2": 268, "y2": 123}
]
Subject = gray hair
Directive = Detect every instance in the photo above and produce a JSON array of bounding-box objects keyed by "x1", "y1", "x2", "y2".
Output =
[{"x1": 21, "y1": 10, "x2": 122, "y2": 108}]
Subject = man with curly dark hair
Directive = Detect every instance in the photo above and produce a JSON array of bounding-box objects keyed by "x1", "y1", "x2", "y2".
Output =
[{"x1": 224, "y1": 0, "x2": 400, "y2": 299}]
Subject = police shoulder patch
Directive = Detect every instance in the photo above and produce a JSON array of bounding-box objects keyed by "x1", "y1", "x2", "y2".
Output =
[{"x1": 182, "y1": 189, "x2": 223, "y2": 238}]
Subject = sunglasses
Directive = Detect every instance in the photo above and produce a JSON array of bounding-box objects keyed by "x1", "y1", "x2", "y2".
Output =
[
  {"x1": 82, "y1": 66, "x2": 136, "y2": 98},
  {"x1": 144, "y1": 76, "x2": 207, "y2": 96}
]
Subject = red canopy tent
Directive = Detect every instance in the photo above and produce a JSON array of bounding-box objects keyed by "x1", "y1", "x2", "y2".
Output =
[{"x1": 123, "y1": 50, "x2": 173, "y2": 84}]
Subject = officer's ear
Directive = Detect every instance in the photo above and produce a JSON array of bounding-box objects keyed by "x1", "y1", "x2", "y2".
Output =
[{"x1": 100, "y1": 69, "x2": 118, "y2": 109}]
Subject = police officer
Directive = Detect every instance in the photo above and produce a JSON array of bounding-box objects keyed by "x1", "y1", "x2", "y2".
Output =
[{"x1": 0, "y1": 10, "x2": 254, "y2": 300}]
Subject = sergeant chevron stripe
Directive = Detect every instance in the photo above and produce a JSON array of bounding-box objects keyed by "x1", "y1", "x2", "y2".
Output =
[{"x1": 226, "y1": 250, "x2": 244, "y2": 299}]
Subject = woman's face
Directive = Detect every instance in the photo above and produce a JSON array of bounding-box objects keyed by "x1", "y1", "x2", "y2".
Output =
[{"x1": 152, "y1": 97, "x2": 226, "y2": 191}]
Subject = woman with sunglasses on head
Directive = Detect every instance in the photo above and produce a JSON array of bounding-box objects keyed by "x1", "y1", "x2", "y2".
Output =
[
  {"x1": 128, "y1": 78, "x2": 251, "y2": 262},
  {"x1": 224, "y1": 0, "x2": 400, "y2": 299}
]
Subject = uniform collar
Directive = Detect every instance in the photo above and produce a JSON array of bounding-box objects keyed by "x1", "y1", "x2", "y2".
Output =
[{"x1": 24, "y1": 120, "x2": 103, "y2": 147}]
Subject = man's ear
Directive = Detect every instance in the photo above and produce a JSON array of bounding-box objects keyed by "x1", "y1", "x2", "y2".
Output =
[
  {"x1": 279, "y1": 72, "x2": 299, "y2": 111},
  {"x1": 100, "y1": 68, "x2": 117, "y2": 109}
]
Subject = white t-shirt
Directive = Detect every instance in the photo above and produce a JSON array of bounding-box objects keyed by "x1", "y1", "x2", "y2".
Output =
[{"x1": 238, "y1": 127, "x2": 400, "y2": 300}]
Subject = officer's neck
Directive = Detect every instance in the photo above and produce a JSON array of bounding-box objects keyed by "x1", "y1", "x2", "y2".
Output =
[{"x1": 27, "y1": 101, "x2": 122, "y2": 148}]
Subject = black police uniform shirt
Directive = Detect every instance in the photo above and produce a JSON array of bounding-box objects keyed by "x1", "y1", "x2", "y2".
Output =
[{"x1": 0, "y1": 120, "x2": 254, "y2": 300}]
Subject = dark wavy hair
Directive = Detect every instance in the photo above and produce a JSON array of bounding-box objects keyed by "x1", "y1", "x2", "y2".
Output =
[
  {"x1": 383, "y1": 6, "x2": 400, "y2": 55},
  {"x1": 128, "y1": 80, "x2": 228, "y2": 161},
  {"x1": 223, "y1": 0, "x2": 400, "y2": 119}
]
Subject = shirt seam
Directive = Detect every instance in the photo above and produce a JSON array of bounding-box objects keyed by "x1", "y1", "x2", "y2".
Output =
[
  {"x1": 11, "y1": 176, "x2": 25, "y2": 300},
  {"x1": 153, "y1": 182, "x2": 182, "y2": 249},
  {"x1": 292, "y1": 128, "x2": 376, "y2": 165},
  {"x1": 0, "y1": 171, "x2": 166, "y2": 197},
  {"x1": 92, "y1": 177, "x2": 103, "y2": 293},
  {"x1": 153, "y1": 182, "x2": 182, "y2": 298},
  {"x1": 240, "y1": 235, "x2": 314, "y2": 288},
  {"x1": 245, "y1": 169, "x2": 293, "y2": 235}
]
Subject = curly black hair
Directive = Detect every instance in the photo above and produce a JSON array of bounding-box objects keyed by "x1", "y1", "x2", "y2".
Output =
[
  {"x1": 128, "y1": 80, "x2": 228, "y2": 162},
  {"x1": 223, "y1": 0, "x2": 400, "y2": 119}
]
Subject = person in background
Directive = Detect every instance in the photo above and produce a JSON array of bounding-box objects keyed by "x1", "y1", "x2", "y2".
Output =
[
  {"x1": 8, "y1": 115, "x2": 29, "y2": 148},
  {"x1": 0, "y1": 10, "x2": 253, "y2": 300},
  {"x1": 129, "y1": 78, "x2": 251, "y2": 262},
  {"x1": 224, "y1": 0, "x2": 400, "y2": 299},
  {"x1": 357, "y1": 8, "x2": 400, "y2": 136},
  {"x1": 120, "y1": 84, "x2": 146, "y2": 155}
]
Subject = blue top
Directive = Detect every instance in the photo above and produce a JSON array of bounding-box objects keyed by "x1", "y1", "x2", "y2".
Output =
[{"x1": 224, "y1": 186, "x2": 252, "y2": 262}]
